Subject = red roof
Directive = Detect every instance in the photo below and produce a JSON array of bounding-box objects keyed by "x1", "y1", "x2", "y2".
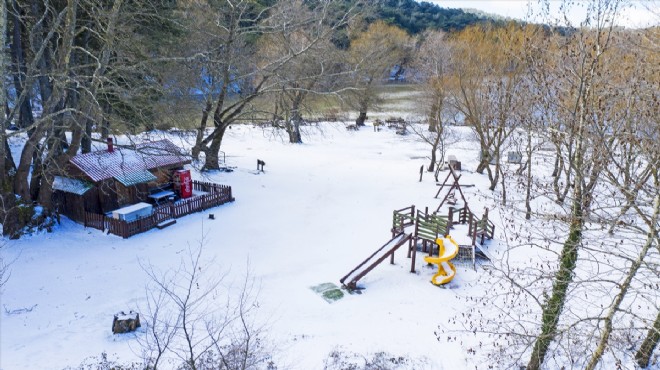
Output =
[{"x1": 70, "y1": 139, "x2": 190, "y2": 183}]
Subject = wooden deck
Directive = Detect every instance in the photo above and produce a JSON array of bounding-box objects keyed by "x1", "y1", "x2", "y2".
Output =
[{"x1": 84, "y1": 181, "x2": 234, "y2": 238}]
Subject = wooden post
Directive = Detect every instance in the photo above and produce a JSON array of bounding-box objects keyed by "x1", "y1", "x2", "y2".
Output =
[
  {"x1": 468, "y1": 212, "x2": 474, "y2": 236},
  {"x1": 406, "y1": 224, "x2": 413, "y2": 258},
  {"x1": 410, "y1": 238, "x2": 416, "y2": 273},
  {"x1": 419, "y1": 165, "x2": 424, "y2": 182}
]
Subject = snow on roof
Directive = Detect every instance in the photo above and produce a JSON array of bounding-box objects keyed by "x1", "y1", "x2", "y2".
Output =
[
  {"x1": 69, "y1": 139, "x2": 189, "y2": 183},
  {"x1": 114, "y1": 170, "x2": 158, "y2": 186},
  {"x1": 52, "y1": 176, "x2": 93, "y2": 195}
]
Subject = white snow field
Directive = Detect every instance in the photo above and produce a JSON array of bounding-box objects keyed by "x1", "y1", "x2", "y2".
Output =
[{"x1": 1, "y1": 122, "x2": 650, "y2": 369}]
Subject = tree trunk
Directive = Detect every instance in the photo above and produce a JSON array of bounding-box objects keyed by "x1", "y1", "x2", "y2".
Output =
[
  {"x1": 585, "y1": 195, "x2": 659, "y2": 370},
  {"x1": 287, "y1": 96, "x2": 303, "y2": 144},
  {"x1": 428, "y1": 101, "x2": 439, "y2": 132},
  {"x1": 525, "y1": 129, "x2": 533, "y2": 220},
  {"x1": 527, "y1": 196, "x2": 583, "y2": 370},
  {"x1": 528, "y1": 65, "x2": 593, "y2": 367},
  {"x1": 636, "y1": 310, "x2": 660, "y2": 368},
  {"x1": 498, "y1": 163, "x2": 506, "y2": 205},
  {"x1": 1, "y1": 192, "x2": 21, "y2": 239},
  {"x1": 355, "y1": 111, "x2": 367, "y2": 127},
  {"x1": 428, "y1": 147, "x2": 436, "y2": 173},
  {"x1": 79, "y1": 30, "x2": 93, "y2": 154},
  {"x1": 13, "y1": 128, "x2": 46, "y2": 200},
  {"x1": 3, "y1": 137, "x2": 16, "y2": 175},
  {"x1": 0, "y1": 0, "x2": 7, "y2": 188},
  {"x1": 287, "y1": 115, "x2": 302, "y2": 144},
  {"x1": 100, "y1": 103, "x2": 110, "y2": 139},
  {"x1": 79, "y1": 0, "x2": 122, "y2": 153},
  {"x1": 355, "y1": 90, "x2": 369, "y2": 127},
  {"x1": 202, "y1": 126, "x2": 227, "y2": 171},
  {"x1": 551, "y1": 147, "x2": 560, "y2": 177},
  {"x1": 476, "y1": 146, "x2": 489, "y2": 174},
  {"x1": 9, "y1": 0, "x2": 35, "y2": 130},
  {"x1": 81, "y1": 118, "x2": 93, "y2": 153},
  {"x1": 428, "y1": 118, "x2": 442, "y2": 172},
  {"x1": 37, "y1": 172, "x2": 54, "y2": 210},
  {"x1": 552, "y1": 148, "x2": 571, "y2": 205},
  {"x1": 29, "y1": 143, "x2": 46, "y2": 201},
  {"x1": 488, "y1": 160, "x2": 499, "y2": 191},
  {"x1": 193, "y1": 99, "x2": 212, "y2": 160}
]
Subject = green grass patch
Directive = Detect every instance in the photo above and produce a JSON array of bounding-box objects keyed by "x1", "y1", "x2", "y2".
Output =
[{"x1": 310, "y1": 282, "x2": 345, "y2": 303}]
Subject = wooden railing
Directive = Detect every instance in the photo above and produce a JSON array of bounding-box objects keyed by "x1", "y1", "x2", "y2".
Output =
[
  {"x1": 450, "y1": 206, "x2": 469, "y2": 225},
  {"x1": 410, "y1": 207, "x2": 452, "y2": 256},
  {"x1": 84, "y1": 181, "x2": 234, "y2": 238},
  {"x1": 466, "y1": 210, "x2": 495, "y2": 245},
  {"x1": 392, "y1": 205, "x2": 415, "y2": 235},
  {"x1": 449, "y1": 206, "x2": 495, "y2": 246}
]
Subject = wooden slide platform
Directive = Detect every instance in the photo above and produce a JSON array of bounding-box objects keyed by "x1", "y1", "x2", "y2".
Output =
[{"x1": 340, "y1": 232, "x2": 412, "y2": 290}]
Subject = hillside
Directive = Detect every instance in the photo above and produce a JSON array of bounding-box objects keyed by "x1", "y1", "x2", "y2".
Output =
[{"x1": 368, "y1": 0, "x2": 491, "y2": 34}]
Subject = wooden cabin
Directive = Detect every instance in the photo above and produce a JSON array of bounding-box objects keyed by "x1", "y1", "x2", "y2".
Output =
[{"x1": 53, "y1": 138, "x2": 191, "y2": 222}]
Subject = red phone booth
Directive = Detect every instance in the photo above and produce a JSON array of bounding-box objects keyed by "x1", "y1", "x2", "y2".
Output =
[{"x1": 175, "y1": 169, "x2": 193, "y2": 198}]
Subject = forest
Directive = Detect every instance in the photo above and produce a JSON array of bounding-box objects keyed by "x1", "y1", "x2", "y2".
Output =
[
  {"x1": 0, "y1": 0, "x2": 492, "y2": 237},
  {"x1": 0, "y1": 0, "x2": 658, "y2": 369}
]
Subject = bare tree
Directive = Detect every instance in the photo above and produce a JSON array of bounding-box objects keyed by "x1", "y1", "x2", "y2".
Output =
[
  {"x1": 260, "y1": 0, "x2": 359, "y2": 143},
  {"x1": 345, "y1": 21, "x2": 411, "y2": 127},
  {"x1": 590, "y1": 27, "x2": 660, "y2": 368},
  {"x1": 445, "y1": 23, "x2": 526, "y2": 193},
  {"x1": 444, "y1": 2, "x2": 659, "y2": 369},
  {"x1": 189, "y1": 0, "x2": 360, "y2": 169},
  {"x1": 138, "y1": 245, "x2": 273, "y2": 370},
  {"x1": 411, "y1": 30, "x2": 452, "y2": 174},
  {"x1": 2, "y1": 0, "x2": 180, "y2": 236},
  {"x1": 525, "y1": 1, "x2": 623, "y2": 366}
]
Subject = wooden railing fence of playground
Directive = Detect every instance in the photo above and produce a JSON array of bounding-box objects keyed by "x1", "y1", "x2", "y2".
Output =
[
  {"x1": 390, "y1": 204, "x2": 494, "y2": 272},
  {"x1": 84, "y1": 181, "x2": 234, "y2": 238},
  {"x1": 392, "y1": 205, "x2": 415, "y2": 235}
]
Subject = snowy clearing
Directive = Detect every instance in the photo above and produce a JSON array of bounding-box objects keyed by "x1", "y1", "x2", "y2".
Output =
[{"x1": 1, "y1": 122, "x2": 653, "y2": 369}]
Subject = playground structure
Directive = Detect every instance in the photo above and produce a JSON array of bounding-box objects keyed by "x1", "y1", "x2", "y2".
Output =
[{"x1": 340, "y1": 166, "x2": 495, "y2": 290}]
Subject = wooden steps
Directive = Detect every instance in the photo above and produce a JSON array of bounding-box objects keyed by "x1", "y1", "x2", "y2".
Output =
[{"x1": 156, "y1": 219, "x2": 177, "y2": 229}]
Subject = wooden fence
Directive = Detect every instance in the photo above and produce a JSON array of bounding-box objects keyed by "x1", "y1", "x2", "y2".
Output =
[{"x1": 84, "y1": 181, "x2": 234, "y2": 238}]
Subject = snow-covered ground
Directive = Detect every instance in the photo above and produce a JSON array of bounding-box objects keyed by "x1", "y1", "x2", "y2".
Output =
[
  {"x1": 2, "y1": 121, "x2": 653, "y2": 369},
  {"x1": 1, "y1": 123, "x2": 507, "y2": 369}
]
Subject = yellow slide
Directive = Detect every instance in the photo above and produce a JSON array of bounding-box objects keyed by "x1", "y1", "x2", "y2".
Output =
[{"x1": 423, "y1": 235, "x2": 459, "y2": 285}]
